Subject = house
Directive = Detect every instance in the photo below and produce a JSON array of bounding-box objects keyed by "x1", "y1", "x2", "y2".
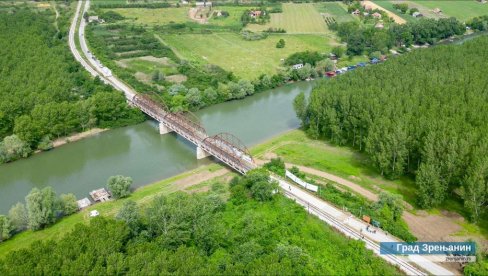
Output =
[
  {"x1": 351, "y1": 9, "x2": 360, "y2": 16},
  {"x1": 88, "y1": 16, "x2": 105, "y2": 24},
  {"x1": 372, "y1": 12, "x2": 382, "y2": 19},
  {"x1": 433, "y1": 8, "x2": 442, "y2": 14},
  {"x1": 89, "y1": 210, "x2": 100, "y2": 217},
  {"x1": 412, "y1": 11, "x2": 423, "y2": 18},
  {"x1": 249, "y1": 10, "x2": 262, "y2": 18},
  {"x1": 292, "y1": 64, "x2": 304, "y2": 70},
  {"x1": 375, "y1": 22, "x2": 384, "y2": 29},
  {"x1": 89, "y1": 188, "x2": 111, "y2": 202},
  {"x1": 77, "y1": 198, "x2": 92, "y2": 210},
  {"x1": 195, "y1": 1, "x2": 212, "y2": 8}
]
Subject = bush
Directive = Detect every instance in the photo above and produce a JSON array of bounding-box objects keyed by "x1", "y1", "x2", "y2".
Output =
[
  {"x1": 107, "y1": 175, "x2": 133, "y2": 199},
  {"x1": 264, "y1": 158, "x2": 286, "y2": 176},
  {"x1": 276, "y1": 39, "x2": 285, "y2": 48}
]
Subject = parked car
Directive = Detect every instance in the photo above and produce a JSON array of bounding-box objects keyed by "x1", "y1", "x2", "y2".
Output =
[
  {"x1": 370, "y1": 58, "x2": 379, "y2": 64},
  {"x1": 357, "y1": 62, "x2": 366, "y2": 67},
  {"x1": 347, "y1": 65, "x2": 356, "y2": 70},
  {"x1": 326, "y1": 71, "x2": 336, "y2": 77}
]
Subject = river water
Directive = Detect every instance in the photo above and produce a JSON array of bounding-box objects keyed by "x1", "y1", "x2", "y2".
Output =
[{"x1": 0, "y1": 81, "x2": 314, "y2": 213}]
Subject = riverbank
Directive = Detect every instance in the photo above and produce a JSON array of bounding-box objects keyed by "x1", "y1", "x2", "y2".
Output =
[
  {"x1": 0, "y1": 162, "x2": 233, "y2": 258},
  {"x1": 51, "y1": 128, "x2": 107, "y2": 149}
]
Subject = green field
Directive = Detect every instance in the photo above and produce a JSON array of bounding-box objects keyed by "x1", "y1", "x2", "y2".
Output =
[
  {"x1": 247, "y1": 3, "x2": 329, "y2": 34},
  {"x1": 106, "y1": 7, "x2": 189, "y2": 25},
  {"x1": 116, "y1": 56, "x2": 179, "y2": 75},
  {"x1": 408, "y1": 0, "x2": 488, "y2": 21},
  {"x1": 313, "y1": 2, "x2": 357, "y2": 23},
  {"x1": 162, "y1": 33, "x2": 332, "y2": 79},
  {"x1": 252, "y1": 130, "x2": 418, "y2": 204}
]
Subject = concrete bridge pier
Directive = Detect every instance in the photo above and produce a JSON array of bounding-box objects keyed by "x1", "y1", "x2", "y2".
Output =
[
  {"x1": 159, "y1": 123, "x2": 173, "y2": 135},
  {"x1": 196, "y1": 146, "x2": 210, "y2": 159}
]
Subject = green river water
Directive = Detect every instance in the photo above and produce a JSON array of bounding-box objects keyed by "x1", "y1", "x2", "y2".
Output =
[{"x1": 0, "y1": 81, "x2": 314, "y2": 213}]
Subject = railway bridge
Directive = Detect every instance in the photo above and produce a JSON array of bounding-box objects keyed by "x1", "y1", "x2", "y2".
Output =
[
  {"x1": 132, "y1": 94, "x2": 256, "y2": 174},
  {"x1": 70, "y1": 0, "x2": 256, "y2": 175}
]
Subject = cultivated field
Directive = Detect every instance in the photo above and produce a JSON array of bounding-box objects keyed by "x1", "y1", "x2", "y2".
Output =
[
  {"x1": 313, "y1": 2, "x2": 357, "y2": 23},
  {"x1": 161, "y1": 33, "x2": 332, "y2": 79},
  {"x1": 106, "y1": 7, "x2": 189, "y2": 25},
  {"x1": 410, "y1": 0, "x2": 488, "y2": 21},
  {"x1": 247, "y1": 3, "x2": 329, "y2": 34}
]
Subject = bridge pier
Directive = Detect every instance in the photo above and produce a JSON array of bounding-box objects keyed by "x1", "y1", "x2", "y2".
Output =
[
  {"x1": 196, "y1": 146, "x2": 210, "y2": 159},
  {"x1": 159, "y1": 123, "x2": 173, "y2": 135}
]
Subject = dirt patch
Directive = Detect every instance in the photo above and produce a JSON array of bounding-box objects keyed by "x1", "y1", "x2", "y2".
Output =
[
  {"x1": 138, "y1": 56, "x2": 173, "y2": 65},
  {"x1": 172, "y1": 168, "x2": 230, "y2": 191},
  {"x1": 134, "y1": 72, "x2": 151, "y2": 82},
  {"x1": 165, "y1": 74, "x2": 187, "y2": 83},
  {"x1": 52, "y1": 128, "x2": 107, "y2": 148},
  {"x1": 362, "y1": 1, "x2": 406, "y2": 24},
  {"x1": 403, "y1": 211, "x2": 463, "y2": 242},
  {"x1": 263, "y1": 152, "x2": 278, "y2": 161}
]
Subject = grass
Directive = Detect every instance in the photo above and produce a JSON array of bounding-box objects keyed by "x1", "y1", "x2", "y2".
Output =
[
  {"x1": 313, "y1": 2, "x2": 357, "y2": 23},
  {"x1": 409, "y1": 0, "x2": 488, "y2": 21},
  {"x1": 252, "y1": 130, "x2": 418, "y2": 204},
  {"x1": 209, "y1": 6, "x2": 254, "y2": 28},
  {"x1": 161, "y1": 32, "x2": 332, "y2": 79},
  {"x1": 247, "y1": 3, "x2": 330, "y2": 34},
  {"x1": 0, "y1": 164, "x2": 230, "y2": 259},
  {"x1": 105, "y1": 7, "x2": 190, "y2": 25},
  {"x1": 117, "y1": 57, "x2": 179, "y2": 75}
]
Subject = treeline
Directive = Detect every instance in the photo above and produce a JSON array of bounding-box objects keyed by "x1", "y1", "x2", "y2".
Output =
[
  {"x1": 296, "y1": 37, "x2": 488, "y2": 221},
  {"x1": 0, "y1": 169, "x2": 399, "y2": 275},
  {"x1": 331, "y1": 17, "x2": 465, "y2": 56},
  {"x1": 0, "y1": 10, "x2": 144, "y2": 163}
]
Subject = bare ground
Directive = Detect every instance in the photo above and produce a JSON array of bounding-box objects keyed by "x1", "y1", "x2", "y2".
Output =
[
  {"x1": 362, "y1": 0, "x2": 407, "y2": 24},
  {"x1": 52, "y1": 128, "x2": 106, "y2": 148}
]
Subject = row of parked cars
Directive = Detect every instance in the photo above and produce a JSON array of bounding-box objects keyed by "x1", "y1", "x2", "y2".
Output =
[{"x1": 325, "y1": 58, "x2": 383, "y2": 77}]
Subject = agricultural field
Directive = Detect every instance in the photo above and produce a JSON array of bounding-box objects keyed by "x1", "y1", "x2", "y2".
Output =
[
  {"x1": 247, "y1": 3, "x2": 329, "y2": 34},
  {"x1": 410, "y1": 0, "x2": 488, "y2": 21},
  {"x1": 105, "y1": 7, "x2": 189, "y2": 25},
  {"x1": 161, "y1": 32, "x2": 333, "y2": 79},
  {"x1": 313, "y1": 2, "x2": 357, "y2": 23}
]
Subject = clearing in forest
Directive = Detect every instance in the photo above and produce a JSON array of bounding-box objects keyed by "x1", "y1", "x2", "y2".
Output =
[{"x1": 247, "y1": 3, "x2": 329, "y2": 34}]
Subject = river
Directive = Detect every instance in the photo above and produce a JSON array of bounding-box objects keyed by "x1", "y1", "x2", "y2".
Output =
[{"x1": 0, "y1": 81, "x2": 314, "y2": 213}]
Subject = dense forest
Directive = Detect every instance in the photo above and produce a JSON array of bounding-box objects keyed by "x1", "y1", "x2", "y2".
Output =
[
  {"x1": 0, "y1": 9, "x2": 144, "y2": 163},
  {"x1": 295, "y1": 36, "x2": 488, "y2": 221},
  {"x1": 0, "y1": 169, "x2": 399, "y2": 275}
]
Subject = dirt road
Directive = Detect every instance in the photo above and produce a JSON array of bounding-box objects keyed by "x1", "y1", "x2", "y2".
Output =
[{"x1": 362, "y1": 1, "x2": 406, "y2": 24}]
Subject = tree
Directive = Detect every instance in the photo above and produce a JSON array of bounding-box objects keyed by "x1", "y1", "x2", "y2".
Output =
[
  {"x1": 462, "y1": 155, "x2": 488, "y2": 222},
  {"x1": 152, "y1": 70, "x2": 164, "y2": 82},
  {"x1": 331, "y1": 46, "x2": 345, "y2": 58},
  {"x1": 37, "y1": 135, "x2": 53, "y2": 151},
  {"x1": 25, "y1": 187, "x2": 58, "y2": 230},
  {"x1": 393, "y1": 3, "x2": 409, "y2": 14},
  {"x1": 0, "y1": 135, "x2": 31, "y2": 163},
  {"x1": 276, "y1": 39, "x2": 285, "y2": 48},
  {"x1": 185, "y1": 88, "x2": 204, "y2": 109},
  {"x1": 409, "y1": 8, "x2": 419, "y2": 16},
  {"x1": 116, "y1": 200, "x2": 141, "y2": 235},
  {"x1": 107, "y1": 175, "x2": 132, "y2": 199},
  {"x1": 0, "y1": 215, "x2": 12, "y2": 242},
  {"x1": 8, "y1": 202, "x2": 28, "y2": 232},
  {"x1": 293, "y1": 92, "x2": 307, "y2": 126},
  {"x1": 60, "y1": 193, "x2": 78, "y2": 215},
  {"x1": 376, "y1": 192, "x2": 404, "y2": 221}
]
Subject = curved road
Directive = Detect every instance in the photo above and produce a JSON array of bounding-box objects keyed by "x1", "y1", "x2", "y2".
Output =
[{"x1": 69, "y1": 2, "x2": 454, "y2": 275}]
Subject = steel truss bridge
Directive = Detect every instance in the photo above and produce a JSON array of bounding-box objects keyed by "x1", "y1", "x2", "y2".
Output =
[{"x1": 70, "y1": 0, "x2": 255, "y2": 174}]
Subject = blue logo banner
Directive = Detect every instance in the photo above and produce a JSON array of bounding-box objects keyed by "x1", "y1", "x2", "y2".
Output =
[{"x1": 380, "y1": 242, "x2": 476, "y2": 255}]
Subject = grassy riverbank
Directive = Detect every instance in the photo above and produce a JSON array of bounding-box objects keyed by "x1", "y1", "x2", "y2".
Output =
[{"x1": 0, "y1": 163, "x2": 232, "y2": 258}]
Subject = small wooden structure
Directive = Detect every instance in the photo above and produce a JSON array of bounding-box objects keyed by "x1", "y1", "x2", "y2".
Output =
[
  {"x1": 362, "y1": 215, "x2": 371, "y2": 224},
  {"x1": 77, "y1": 197, "x2": 92, "y2": 210},
  {"x1": 89, "y1": 188, "x2": 111, "y2": 202}
]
